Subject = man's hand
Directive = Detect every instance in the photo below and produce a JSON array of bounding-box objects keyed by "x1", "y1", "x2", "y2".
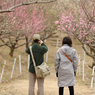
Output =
[{"x1": 39, "y1": 40, "x2": 43, "y2": 44}]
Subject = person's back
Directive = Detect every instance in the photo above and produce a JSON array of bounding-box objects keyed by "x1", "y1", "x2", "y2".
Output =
[
  {"x1": 26, "y1": 34, "x2": 48, "y2": 95},
  {"x1": 55, "y1": 36, "x2": 78, "y2": 95}
]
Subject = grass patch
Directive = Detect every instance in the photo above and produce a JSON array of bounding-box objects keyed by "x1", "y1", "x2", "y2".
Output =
[{"x1": 0, "y1": 62, "x2": 3, "y2": 66}]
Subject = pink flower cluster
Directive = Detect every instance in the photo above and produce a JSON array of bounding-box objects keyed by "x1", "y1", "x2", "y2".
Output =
[
  {"x1": 55, "y1": 1, "x2": 95, "y2": 43},
  {"x1": 4, "y1": 5, "x2": 47, "y2": 36}
]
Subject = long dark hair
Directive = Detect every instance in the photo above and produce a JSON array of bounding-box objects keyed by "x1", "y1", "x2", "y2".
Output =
[{"x1": 62, "y1": 36, "x2": 72, "y2": 47}]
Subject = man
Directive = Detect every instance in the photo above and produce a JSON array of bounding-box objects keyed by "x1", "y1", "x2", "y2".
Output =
[{"x1": 26, "y1": 34, "x2": 48, "y2": 95}]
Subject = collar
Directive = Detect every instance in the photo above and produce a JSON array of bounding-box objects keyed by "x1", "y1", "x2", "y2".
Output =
[
  {"x1": 63, "y1": 44, "x2": 68, "y2": 46},
  {"x1": 32, "y1": 42, "x2": 40, "y2": 45}
]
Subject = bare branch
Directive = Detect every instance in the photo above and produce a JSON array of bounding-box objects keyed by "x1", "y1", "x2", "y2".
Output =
[
  {"x1": 41, "y1": 31, "x2": 57, "y2": 41},
  {"x1": 0, "y1": 0, "x2": 57, "y2": 13},
  {"x1": 0, "y1": 38, "x2": 11, "y2": 47},
  {"x1": 82, "y1": 44, "x2": 95, "y2": 59}
]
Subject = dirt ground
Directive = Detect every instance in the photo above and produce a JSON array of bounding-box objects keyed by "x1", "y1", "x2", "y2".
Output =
[
  {"x1": 0, "y1": 35, "x2": 94, "y2": 95},
  {"x1": 0, "y1": 66, "x2": 94, "y2": 95}
]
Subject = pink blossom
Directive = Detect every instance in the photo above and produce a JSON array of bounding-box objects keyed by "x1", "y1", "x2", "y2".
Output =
[
  {"x1": 76, "y1": 24, "x2": 79, "y2": 27},
  {"x1": 65, "y1": 25, "x2": 68, "y2": 27},
  {"x1": 58, "y1": 28, "x2": 60, "y2": 30},
  {"x1": 7, "y1": 5, "x2": 47, "y2": 36},
  {"x1": 87, "y1": 41, "x2": 90, "y2": 43}
]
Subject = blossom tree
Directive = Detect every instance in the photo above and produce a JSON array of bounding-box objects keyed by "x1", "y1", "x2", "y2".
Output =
[
  {"x1": 0, "y1": 0, "x2": 56, "y2": 13},
  {"x1": 55, "y1": 0, "x2": 95, "y2": 67},
  {"x1": 0, "y1": 0, "x2": 58, "y2": 56},
  {"x1": 0, "y1": 5, "x2": 47, "y2": 56}
]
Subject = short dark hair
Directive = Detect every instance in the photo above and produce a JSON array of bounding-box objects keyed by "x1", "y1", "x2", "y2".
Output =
[
  {"x1": 62, "y1": 36, "x2": 72, "y2": 47},
  {"x1": 34, "y1": 39, "x2": 39, "y2": 43}
]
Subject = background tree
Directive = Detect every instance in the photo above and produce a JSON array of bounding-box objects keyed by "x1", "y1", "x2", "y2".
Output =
[
  {"x1": 0, "y1": 0, "x2": 56, "y2": 13},
  {"x1": 55, "y1": 0, "x2": 95, "y2": 67},
  {"x1": 0, "y1": 0, "x2": 57, "y2": 56},
  {"x1": 0, "y1": 5, "x2": 47, "y2": 57}
]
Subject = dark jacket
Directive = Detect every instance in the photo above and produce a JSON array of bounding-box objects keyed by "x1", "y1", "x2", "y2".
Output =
[{"x1": 26, "y1": 42, "x2": 48, "y2": 73}]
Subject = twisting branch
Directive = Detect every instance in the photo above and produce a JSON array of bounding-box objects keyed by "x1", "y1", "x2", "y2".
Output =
[
  {"x1": 41, "y1": 31, "x2": 57, "y2": 41},
  {"x1": 0, "y1": 0, "x2": 57, "y2": 13},
  {"x1": 82, "y1": 44, "x2": 95, "y2": 59}
]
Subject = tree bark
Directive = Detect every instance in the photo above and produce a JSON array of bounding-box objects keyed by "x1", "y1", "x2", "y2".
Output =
[
  {"x1": 92, "y1": 58, "x2": 95, "y2": 66},
  {"x1": 25, "y1": 36, "x2": 29, "y2": 49},
  {"x1": 0, "y1": 0, "x2": 2, "y2": 9},
  {"x1": 9, "y1": 46, "x2": 15, "y2": 57}
]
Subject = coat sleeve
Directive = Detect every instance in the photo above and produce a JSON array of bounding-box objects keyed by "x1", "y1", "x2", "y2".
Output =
[
  {"x1": 25, "y1": 46, "x2": 30, "y2": 54},
  {"x1": 55, "y1": 50, "x2": 60, "y2": 73},
  {"x1": 40, "y1": 43, "x2": 48, "y2": 53},
  {"x1": 72, "y1": 50, "x2": 78, "y2": 72}
]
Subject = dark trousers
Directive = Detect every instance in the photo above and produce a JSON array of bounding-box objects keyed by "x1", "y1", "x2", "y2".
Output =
[{"x1": 59, "y1": 86, "x2": 74, "y2": 95}]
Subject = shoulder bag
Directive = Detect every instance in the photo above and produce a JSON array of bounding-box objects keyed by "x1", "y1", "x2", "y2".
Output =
[
  {"x1": 60, "y1": 48, "x2": 72, "y2": 62},
  {"x1": 30, "y1": 46, "x2": 50, "y2": 78},
  {"x1": 60, "y1": 48, "x2": 77, "y2": 76}
]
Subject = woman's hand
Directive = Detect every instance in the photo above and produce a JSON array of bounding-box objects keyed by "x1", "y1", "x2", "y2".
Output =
[
  {"x1": 74, "y1": 72, "x2": 76, "y2": 76},
  {"x1": 56, "y1": 72, "x2": 58, "y2": 77}
]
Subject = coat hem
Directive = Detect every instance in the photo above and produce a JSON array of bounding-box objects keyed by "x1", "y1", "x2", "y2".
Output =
[{"x1": 58, "y1": 84, "x2": 75, "y2": 87}]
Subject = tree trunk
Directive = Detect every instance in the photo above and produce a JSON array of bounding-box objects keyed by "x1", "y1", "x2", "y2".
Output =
[
  {"x1": 0, "y1": 0, "x2": 2, "y2": 9},
  {"x1": 89, "y1": 52, "x2": 95, "y2": 69},
  {"x1": 92, "y1": 58, "x2": 95, "y2": 67},
  {"x1": 9, "y1": 46, "x2": 15, "y2": 57},
  {"x1": 25, "y1": 36, "x2": 29, "y2": 49}
]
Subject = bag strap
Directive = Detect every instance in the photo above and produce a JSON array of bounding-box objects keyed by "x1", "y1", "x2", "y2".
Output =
[
  {"x1": 30, "y1": 46, "x2": 36, "y2": 67},
  {"x1": 60, "y1": 48, "x2": 72, "y2": 62}
]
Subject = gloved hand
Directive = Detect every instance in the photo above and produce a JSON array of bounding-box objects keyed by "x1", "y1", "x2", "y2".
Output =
[
  {"x1": 74, "y1": 72, "x2": 76, "y2": 76},
  {"x1": 56, "y1": 72, "x2": 58, "y2": 77}
]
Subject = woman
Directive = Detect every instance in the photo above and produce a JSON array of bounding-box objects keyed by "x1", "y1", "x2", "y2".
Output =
[{"x1": 55, "y1": 36, "x2": 78, "y2": 95}]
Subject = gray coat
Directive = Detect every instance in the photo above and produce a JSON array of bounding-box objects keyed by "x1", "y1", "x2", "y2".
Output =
[{"x1": 55, "y1": 44, "x2": 78, "y2": 87}]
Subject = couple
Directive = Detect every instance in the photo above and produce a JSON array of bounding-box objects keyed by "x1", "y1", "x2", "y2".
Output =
[{"x1": 26, "y1": 34, "x2": 78, "y2": 95}]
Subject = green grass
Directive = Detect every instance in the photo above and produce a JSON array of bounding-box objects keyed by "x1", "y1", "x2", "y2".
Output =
[{"x1": 0, "y1": 62, "x2": 3, "y2": 66}]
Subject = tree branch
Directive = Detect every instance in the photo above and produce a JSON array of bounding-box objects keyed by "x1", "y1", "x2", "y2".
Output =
[
  {"x1": 82, "y1": 44, "x2": 95, "y2": 59},
  {"x1": 41, "y1": 31, "x2": 57, "y2": 40},
  {"x1": 0, "y1": 38, "x2": 11, "y2": 47},
  {"x1": 0, "y1": 0, "x2": 57, "y2": 13}
]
